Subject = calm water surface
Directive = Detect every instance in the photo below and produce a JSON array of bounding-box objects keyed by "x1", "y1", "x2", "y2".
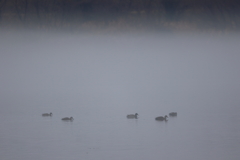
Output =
[{"x1": 0, "y1": 31, "x2": 240, "y2": 160}]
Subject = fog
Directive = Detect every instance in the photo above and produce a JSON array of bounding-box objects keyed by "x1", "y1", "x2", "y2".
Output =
[
  {"x1": 1, "y1": 30, "x2": 240, "y2": 160},
  {"x1": 1, "y1": 31, "x2": 240, "y2": 112},
  {"x1": 1, "y1": 1, "x2": 240, "y2": 160}
]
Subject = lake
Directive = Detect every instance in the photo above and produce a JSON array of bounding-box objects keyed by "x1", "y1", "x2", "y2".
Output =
[{"x1": 0, "y1": 30, "x2": 240, "y2": 160}]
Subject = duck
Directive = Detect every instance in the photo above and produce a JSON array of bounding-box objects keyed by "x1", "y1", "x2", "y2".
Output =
[
  {"x1": 126, "y1": 113, "x2": 138, "y2": 119},
  {"x1": 155, "y1": 115, "x2": 168, "y2": 121},
  {"x1": 42, "y1": 113, "x2": 52, "y2": 116},
  {"x1": 61, "y1": 117, "x2": 74, "y2": 121},
  {"x1": 169, "y1": 112, "x2": 177, "y2": 117}
]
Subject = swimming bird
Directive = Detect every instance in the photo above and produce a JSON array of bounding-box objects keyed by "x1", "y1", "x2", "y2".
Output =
[
  {"x1": 61, "y1": 117, "x2": 74, "y2": 121},
  {"x1": 126, "y1": 113, "x2": 138, "y2": 119},
  {"x1": 42, "y1": 113, "x2": 52, "y2": 116},
  {"x1": 155, "y1": 115, "x2": 168, "y2": 121},
  {"x1": 169, "y1": 112, "x2": 177, "y2": 117}
]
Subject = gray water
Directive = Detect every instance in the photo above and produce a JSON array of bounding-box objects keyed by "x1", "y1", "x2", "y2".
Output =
[{"x1": 1, "y1": 31, "x2": 240, "y2": 160}]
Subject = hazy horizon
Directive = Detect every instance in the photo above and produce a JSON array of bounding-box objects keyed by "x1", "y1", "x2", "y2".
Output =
[{"x1": 0, "y1": 0, "x2": 240, "y2": 32}]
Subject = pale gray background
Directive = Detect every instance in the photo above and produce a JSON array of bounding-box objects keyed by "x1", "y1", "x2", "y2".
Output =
[{"x1": 1, "y1": 31, "x2": 240, "y2": 160}]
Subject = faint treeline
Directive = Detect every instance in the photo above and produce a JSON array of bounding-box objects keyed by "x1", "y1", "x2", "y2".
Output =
[{"x1": 0, "y1": 0, "x2": 240, "y2": 32}]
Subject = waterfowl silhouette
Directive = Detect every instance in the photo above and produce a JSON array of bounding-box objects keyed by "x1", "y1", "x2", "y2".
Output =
[
  {"x1": 126, "y1": 113, "x2": 138, "y2": 119},
  {"x1": 155, "y1": 115, "x2": 168, "y2": 121},
  {"x1": 169, "y1": 112, "x2": 177, "y2": 117},
  {"x1": 61, "y1": 117, "x2": 74, "y2": 121},
  {"x1": 42, "y1": 113, "x2": 52, "y2": 116}
]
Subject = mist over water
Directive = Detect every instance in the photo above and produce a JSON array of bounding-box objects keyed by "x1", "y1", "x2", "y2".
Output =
[{"x1": 1, "y1": 30, "x2": 240, "y2": 160}]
